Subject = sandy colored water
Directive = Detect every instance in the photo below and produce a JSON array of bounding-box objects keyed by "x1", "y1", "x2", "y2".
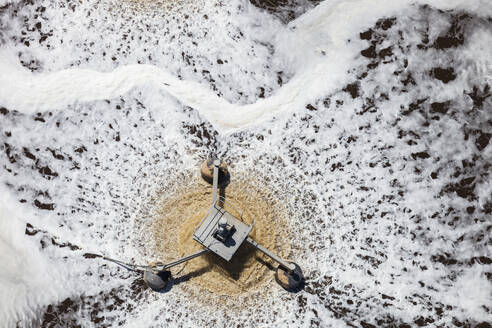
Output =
[{"x1": 150, "y1": 173, "x2": 292, "y2": 297}]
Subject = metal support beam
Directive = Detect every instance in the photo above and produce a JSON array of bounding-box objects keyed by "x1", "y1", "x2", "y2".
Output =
[
  {"x1": 156, "y1": 248, "x2": 210, "y2": 270},
  {"x1": 246, "y1": 237, "x2": 295, "y2": 272},
  {"x1": 212, "y1": 159, "x2": 220, "y2": 204}
]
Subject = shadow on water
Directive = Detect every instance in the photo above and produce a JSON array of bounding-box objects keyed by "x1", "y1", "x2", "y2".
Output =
[
  {"x1": 256, "y1": 256, "x2": 306, "y2": 293},
  {"x1": 204, "y1": 241, "x2": 258, "y2": 281},
  {"x1": 277, "y1": 274, "x2": 305, "y2": 294},
  {"x1": 156, "y1": 266, "x2": 212, "y2": 293},
  {"x1": 218, "y1": 186, "x2": 226, "y2": 207},
  {"x1": 255, "y1": 255, "x2": 276, "y2": 271}
]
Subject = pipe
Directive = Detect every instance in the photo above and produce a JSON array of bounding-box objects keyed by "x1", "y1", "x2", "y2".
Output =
[
  {"x1": 212, "y1": 159, "x2": 220, "y2": 204},
  {"x1": 160, "y1": 248, "x2": 210, "y2": 270},
  {"x1": 246, "y1": 237, "x2": 295, "y2": 272}
]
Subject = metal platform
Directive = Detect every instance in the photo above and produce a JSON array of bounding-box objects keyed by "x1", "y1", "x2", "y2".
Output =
[{"x1": 193, "y1": 198, "x2": 254, "y2": 261}]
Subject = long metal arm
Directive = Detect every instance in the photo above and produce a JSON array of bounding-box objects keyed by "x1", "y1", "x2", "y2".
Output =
[
  {"x1": 246, "y1": 237, "x2": 295, "y2": 272},
  {"x1": 212, "y1": 159, "x2": 220, "y2": 204},
  {"x1": 158, "y1": 248, "x2": 209, "y2": 270}
]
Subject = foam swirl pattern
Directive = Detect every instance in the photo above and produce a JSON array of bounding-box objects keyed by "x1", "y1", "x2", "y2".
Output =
[{"x1": 0, "y1": 0, "x2": 491, "y2": 327}]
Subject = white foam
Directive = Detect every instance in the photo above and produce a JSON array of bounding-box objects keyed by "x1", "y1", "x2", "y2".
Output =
[
  {"x1": 0, "y1": 186, "x2": 63, "y2": 327},
  {"x1": 1, "y1": 0, "x2": 491, "y2": 326},
  {"x1": 2, "y1": 0, "x2": 488, "y2": 134},
  {"x1": 0, "y1": 0, "x2": 20, "y2": 6}
]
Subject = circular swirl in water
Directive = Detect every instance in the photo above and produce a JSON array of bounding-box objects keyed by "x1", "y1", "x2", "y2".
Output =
[{"x1": 150, "y1": 173, "x2": 292, "y2": 298}]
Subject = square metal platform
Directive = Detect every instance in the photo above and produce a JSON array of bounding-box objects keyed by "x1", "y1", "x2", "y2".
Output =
[{"x1": 193, "y1": 205, "x2": 253, "y2": 261}]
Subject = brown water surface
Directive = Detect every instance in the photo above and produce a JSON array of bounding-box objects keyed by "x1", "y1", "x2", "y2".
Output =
[{"x1": 151, "y1": 174, "x2": 292, "y2": 297}]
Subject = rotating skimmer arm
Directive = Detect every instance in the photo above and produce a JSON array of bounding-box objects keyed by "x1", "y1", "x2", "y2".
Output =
[
  {"x1": 156, "y1": 248, "x2": 210, "y2": 270},
  {"x1": 246, "y1": 237, "x2": 296, "y2": 272},
  {"x1": 212, "y1": 159, "x2": 220, "y2": 204}
]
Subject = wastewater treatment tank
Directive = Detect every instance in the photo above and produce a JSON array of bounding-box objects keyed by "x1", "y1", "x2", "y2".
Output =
[{"x1": 1, "y1": 0, "x2": 490, "y2": 327}]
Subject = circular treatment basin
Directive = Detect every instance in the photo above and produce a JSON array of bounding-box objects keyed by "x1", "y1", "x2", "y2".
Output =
[{"x1": 149, "y1": 174, "x2": 292, "y2": 297}]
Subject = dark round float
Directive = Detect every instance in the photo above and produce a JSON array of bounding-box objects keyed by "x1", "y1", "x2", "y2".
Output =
[
  {"x1": 144, "y1": 269, "x2": 171, "y2": 291},
  {"x1": 200, "y1": 158, "x2": 230, "y2": 186},
  {"x1": 275, "y1": 262, "x2": 304, "y2": 290}
]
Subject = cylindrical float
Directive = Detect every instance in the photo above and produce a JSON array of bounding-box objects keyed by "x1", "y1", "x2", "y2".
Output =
[
  {"x1": 275, "y1": 262, "x2": 304, "y2": 290},
  {"x1": 144, "y1": 269, "x2": 171, "y2": 291},
  {"x1": 200, "y1": 158, "x2": 230, "y2": 186}
]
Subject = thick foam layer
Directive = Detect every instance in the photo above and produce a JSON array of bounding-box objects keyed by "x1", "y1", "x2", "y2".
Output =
[
  {"x1": 2, "y1": 0, "x2": 489, "y2": 134},
  {"x1": 0, "y1": 0, "x2": 491, "y2": 327}
]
